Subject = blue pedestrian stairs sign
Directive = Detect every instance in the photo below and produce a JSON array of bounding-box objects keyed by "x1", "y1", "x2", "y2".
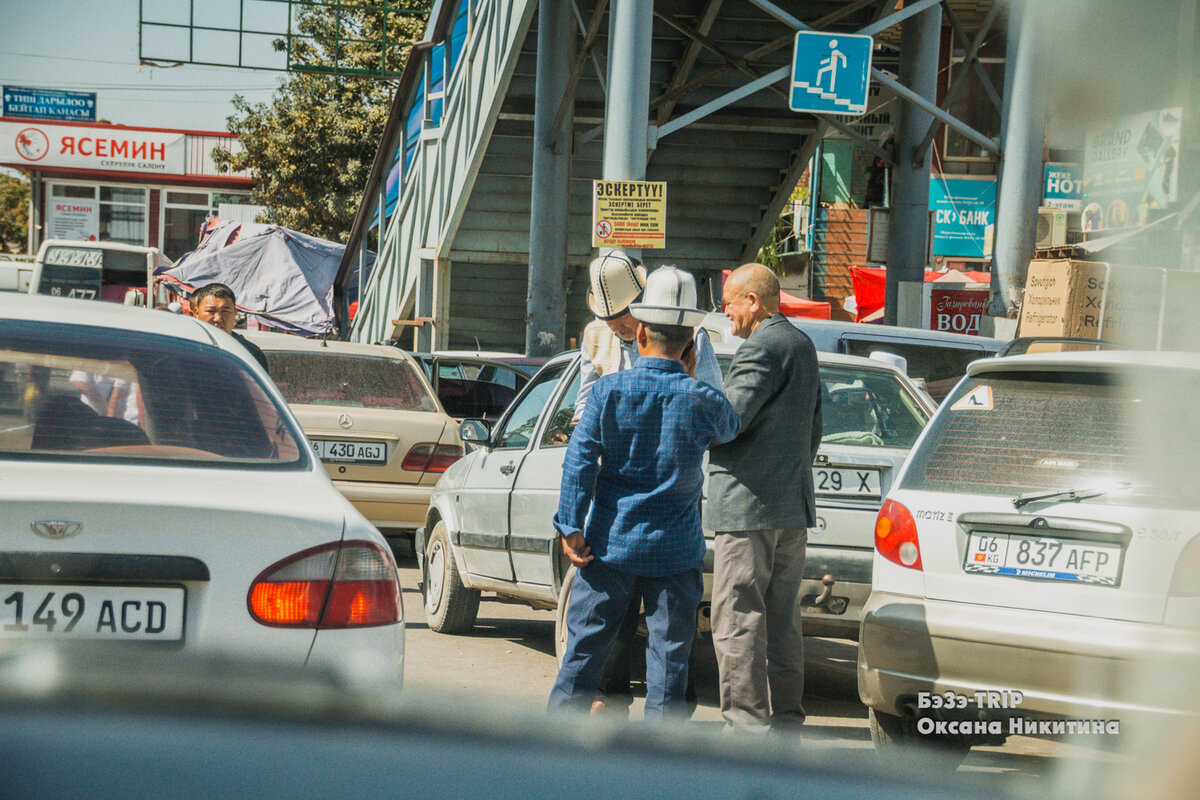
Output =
[{"x1": 790, "y1": 31, "x2": 873, "y2": 115}]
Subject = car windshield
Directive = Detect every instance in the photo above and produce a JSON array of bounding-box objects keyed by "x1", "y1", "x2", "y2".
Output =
[
  {"x1": 819, "y1": 365, "x2": 929, "y2": 448},
  {"x1": 901, "y1": 367, "x2": 1200, "y2": 509},
  {"x1": 839, "y1": 337, "x2": 992, "y2": 402},
  {"x1": 266, "y1": 351, "x2": 437, "y2": 412},
  {"x1": 0, "y1": 320, "x2": 304, "y2": 466}
]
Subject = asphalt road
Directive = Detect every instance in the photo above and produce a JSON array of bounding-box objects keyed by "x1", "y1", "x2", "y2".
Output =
[{"x1": 395, "y1": 555, "x2": 1122, "y2": 784}]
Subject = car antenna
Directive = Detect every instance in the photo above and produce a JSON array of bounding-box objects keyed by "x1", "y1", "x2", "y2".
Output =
[{"x1": 322, "y1": 328, "x2": 330, "y2": 348}]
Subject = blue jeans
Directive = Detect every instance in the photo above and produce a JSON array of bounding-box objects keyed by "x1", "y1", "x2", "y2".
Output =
[{"x1": 549, "y1": 559, "x2": 703, "y2": 722}]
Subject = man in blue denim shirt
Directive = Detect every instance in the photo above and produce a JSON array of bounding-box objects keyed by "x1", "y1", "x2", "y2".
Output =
[{"x1": 549, "y1": 267, "x2": 739, "y2": 721}]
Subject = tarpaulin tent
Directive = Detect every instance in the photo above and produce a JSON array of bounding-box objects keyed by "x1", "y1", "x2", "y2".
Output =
[
  {"x1": 721, "y1": 270, "x2": 831, "y2": 319},
  {"x1": 848, "y1": 266, "x2": 990, "y2": 322},
  {"x1": 159, "y1": 221, "x2": 371, "y2": 336}
]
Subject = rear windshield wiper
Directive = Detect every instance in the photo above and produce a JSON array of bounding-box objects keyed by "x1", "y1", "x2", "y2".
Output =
[{"x1": 1012, "y1": 483, "x2": 1130, "y2": 509}]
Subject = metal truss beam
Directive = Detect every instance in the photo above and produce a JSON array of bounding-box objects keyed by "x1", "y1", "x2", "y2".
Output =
[
  {"x1": 655, "y1": 0, "x2": 725, "y2": 126},
  {"x1": 655, "y1": 9, "x2": 787, "y2": 101},
  {"x1": 823, "y1": 115, "x2": 894, "y2": 165},
  {"x1": 658, "y1": 66, "x2": 789, "y2": 140},
  {"x1": 547, "y1": 0, "x2": 608, "y2": 149},
  {"x1": 857, "y1": 0, "x2": 943, "y2": 37},
  {"x1": 941, "y1": 0, "x2": 1003, "y2": 111},
  {"x1": 570, "y1": 0, "x2": 608, "y2": 95},
  {"x1": 915, "y1": 0, "x2": 1002, "y2": 161},
  {"x1": 742, "y1": 121, "x2": 828, "y2": 263}
]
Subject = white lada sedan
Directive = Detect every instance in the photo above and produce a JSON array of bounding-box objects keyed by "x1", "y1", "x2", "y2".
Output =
[
  {"x1": 417, "y1": 346, "x2": 935, "y2": 646},
  {"x1": 0, "y1": 294, "x2": 404, "y2": 685}
]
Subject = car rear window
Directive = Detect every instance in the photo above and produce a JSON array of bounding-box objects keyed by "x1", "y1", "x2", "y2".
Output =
[
  {"x1": 840, "y1": 337, "x2": 993, "y2": 402},
  {"x1": 819, "y1": 365, "x2": 930, "y2": 448},
  {"x1": 901, "y1": 368, "x2": 1197, "y2": 509},
  {"x1": 0, "y1": 321, "x2": 305, "y2": 467},
  {"x1": 267, "y1": 351, "x2": 437, "y2": 412}
]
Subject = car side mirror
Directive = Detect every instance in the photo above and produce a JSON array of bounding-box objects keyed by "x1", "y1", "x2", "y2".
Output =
[{"x1": 460, "y1": 418, "x2": 492, "y2": 447}]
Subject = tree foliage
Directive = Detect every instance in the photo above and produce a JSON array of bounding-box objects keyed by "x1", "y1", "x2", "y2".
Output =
[
  {"x1": 0, "y1": 173, "x2": 30, "y2": 253},
  {"x1": 213, "y1": 1, "x2": 428, "y2": 243}
]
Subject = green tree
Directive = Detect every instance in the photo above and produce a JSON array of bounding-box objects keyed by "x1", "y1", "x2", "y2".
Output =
[
  {"x1": 213, "y1": 1, "x2": 428, "y2": 243},
  {"x1": 0, "y1": 173, "x2": 30, "y2": 253}
]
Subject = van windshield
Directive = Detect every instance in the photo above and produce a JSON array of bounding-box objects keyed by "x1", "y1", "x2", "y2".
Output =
[{"x1": 840, "y1": 336, "x2": 993, "y2": 402}]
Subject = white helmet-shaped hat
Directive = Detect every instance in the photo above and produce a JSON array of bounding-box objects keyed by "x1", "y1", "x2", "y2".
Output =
[
  {"x1": 629, "y1": 265, "x2": 707, "y2": 328},
  {"x1": 587, "y1": 249, "x2": 647, "y2": 320}
]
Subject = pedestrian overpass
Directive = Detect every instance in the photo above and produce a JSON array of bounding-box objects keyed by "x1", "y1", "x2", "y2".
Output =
[{"x1": 340, "y1": 0, "x2": 1022, "y2": 354}]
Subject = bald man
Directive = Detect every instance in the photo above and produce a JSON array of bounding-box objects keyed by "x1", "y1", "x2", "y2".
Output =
[{"x1": 705, "y1": 263, "x2": 823, "y2": 734}]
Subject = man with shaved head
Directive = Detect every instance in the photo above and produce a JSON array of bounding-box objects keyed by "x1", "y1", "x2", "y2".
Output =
[{"x1": 705, "y1": 262, "x2": 823, "y2": 735}]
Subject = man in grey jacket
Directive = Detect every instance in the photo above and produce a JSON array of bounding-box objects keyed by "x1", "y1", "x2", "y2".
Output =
[{"x1": 705, "y1": 262, "x2": 822, "y2": 734}]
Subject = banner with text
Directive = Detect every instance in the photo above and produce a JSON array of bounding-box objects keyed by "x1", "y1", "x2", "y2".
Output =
[
  {"x1": 0, "y1": 120, "x2": 185, "y2": 174},
  {"x1": 592, "y1": 180, "x2": 667, "y2": 249},
  {"x1": 929, "y1": 176, "x2": 996, "y2": 258}
]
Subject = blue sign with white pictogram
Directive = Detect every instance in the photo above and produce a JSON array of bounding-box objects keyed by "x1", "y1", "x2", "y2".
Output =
[
  {"x1": 790, "y1": 31, "x2": 873, "y2": 115},
  {"x1": 3, "y1": 86, "x2": 96, "y2": 122}
]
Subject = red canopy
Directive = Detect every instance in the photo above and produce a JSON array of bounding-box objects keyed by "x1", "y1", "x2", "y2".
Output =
[
  {"x1": 848, "y1": 266, "x2": 990, "y2": 322},
  {"x1": 721, "y1": 270, "x2": 831, "y2": 319}
]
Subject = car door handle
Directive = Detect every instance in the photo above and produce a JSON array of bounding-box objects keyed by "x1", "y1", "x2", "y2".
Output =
[{"x1": 499, "y1": 463, "x2": 515, "y2": 475}]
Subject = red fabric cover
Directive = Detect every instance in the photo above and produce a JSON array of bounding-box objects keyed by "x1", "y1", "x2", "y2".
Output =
[
  {"x1": 849, "y1": 266, "x2": 990, "y2": 322},
  {"x1": 720, "y1": 269, "x2": 831, "y2": 319}
]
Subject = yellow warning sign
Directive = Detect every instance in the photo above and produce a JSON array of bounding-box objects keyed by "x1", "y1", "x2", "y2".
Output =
[{"x1": 592, "y1": 180, "x2": 667, "y2": 249}]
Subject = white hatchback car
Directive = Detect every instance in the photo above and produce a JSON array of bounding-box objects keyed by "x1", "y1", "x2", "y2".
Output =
[
  {"x1": 0, "y1": 294, "x2": 404, "y2": 684},
  {"x1": 859, "y1": 350, "x2": 1200, "y2": 760}
]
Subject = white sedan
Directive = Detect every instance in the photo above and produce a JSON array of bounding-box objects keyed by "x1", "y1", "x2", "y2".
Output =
[{"x1": 0, "y1": 294, "x2": 404, "y2": 685}]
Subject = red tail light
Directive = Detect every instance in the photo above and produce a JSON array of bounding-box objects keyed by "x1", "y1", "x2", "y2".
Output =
[
  {"x1": 402, "y1": 442, "x2": 463, "y2": 473},
  {"x1": 1170, "y1": 535, "x2": 1200, "y2": 597},
  {"x1": 875, "y1": 499, "x2": 923, "y2": 571},
  {"x1": 248, "y1": 540, "x2": 402, "y2": 628}
]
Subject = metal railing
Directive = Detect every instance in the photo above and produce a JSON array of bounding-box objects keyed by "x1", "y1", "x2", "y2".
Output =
[{"x1": 350, "y1": 0, "x2": 537, "y2": 344}]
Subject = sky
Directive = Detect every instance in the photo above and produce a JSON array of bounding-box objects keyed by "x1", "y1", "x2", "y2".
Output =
[{"x1": 0, "y1": 0, "x2": 284, "y2": 132}]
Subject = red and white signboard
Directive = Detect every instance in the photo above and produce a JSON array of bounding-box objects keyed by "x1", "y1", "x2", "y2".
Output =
[
  {"x1": 0, "y1": 120, "x2": 185, "y2": 174},
  {"x1": 922, "y1": 282, "x2": 989, "y2": 335},
  {"x1": 47, "y1": 198, "x2": 99, "y2": 240}
]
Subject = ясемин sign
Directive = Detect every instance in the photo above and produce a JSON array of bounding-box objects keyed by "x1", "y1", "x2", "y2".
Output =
[
  {"x1": 592, "y1": 181, "x2": 667, "y2": 249},
  {"x1": 0, "y1": 120, "x2": 185, "y2": 174},
  {"x1": 3, "y1": 86, "x2": 97, "y2": 122}
]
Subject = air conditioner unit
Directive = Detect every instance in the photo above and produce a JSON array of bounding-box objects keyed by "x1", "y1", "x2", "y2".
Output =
[{"x1": 1036, "y1": 207, "x2": 1068, "y2": 248}]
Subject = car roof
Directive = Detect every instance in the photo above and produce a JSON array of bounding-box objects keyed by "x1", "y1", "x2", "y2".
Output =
[
  {"x1": 789, "y1": 316, "x2": 1008, "y2": 348},
  {"x1": 968, "y1": 348, "x2": 1200, "y2": 376},
  {"x1": 0, "y1": 292, "x2": 222, "y2": 348},
  {"x1": 245, "y1": 330, "x2": 414, "y2": 360}
]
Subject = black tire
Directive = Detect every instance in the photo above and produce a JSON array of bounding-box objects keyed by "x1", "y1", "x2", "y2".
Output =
[
  {"x1": 869, "y1": 708, "x2": 972, "y2": 771},
  {"x1": 423, "y1": 521, "x2": 480, "y2": 634}
]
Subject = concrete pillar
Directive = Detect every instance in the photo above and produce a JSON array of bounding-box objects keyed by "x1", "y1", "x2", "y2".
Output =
[
  {"x1": 991, "y1": 0, "x2": 1047, "y2": 314},
  {"x1": 600, "y1": 0, "x2": 654, "y2": 265},
  {"x1": 526, "y1": 0, "x2": 576, "y2": 357},
  {"x1": 885, "y1": 4, "x2": 942, "y2": 326}
]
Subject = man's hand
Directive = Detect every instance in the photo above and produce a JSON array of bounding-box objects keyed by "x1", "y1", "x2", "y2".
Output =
[
  {"x1": 681, "y1": 340, "x2": 697, "y2": 378},
  {"x1": 561, "y1": 532, "x2": 593, "y2": 567}
]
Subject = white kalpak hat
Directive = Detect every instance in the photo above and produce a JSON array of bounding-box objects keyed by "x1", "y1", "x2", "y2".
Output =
[
  {"x1": 629, "y1": 265, "x2": 707, "y2": 328},
  {"x1": 587, "y1": 249, "x2": 647, "y2": 320}
]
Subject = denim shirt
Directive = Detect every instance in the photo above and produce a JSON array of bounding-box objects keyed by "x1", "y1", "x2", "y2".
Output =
[{"x1": 553, "y1": 356, "x2": 740, "y2": 577}]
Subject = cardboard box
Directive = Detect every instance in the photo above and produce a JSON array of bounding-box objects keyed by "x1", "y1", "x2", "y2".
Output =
[{"x1": 1018, "y1": 259, "x2": 1200, "y2": 349}]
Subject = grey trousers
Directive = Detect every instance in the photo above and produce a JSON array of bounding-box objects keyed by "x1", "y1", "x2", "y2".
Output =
[{"x1": 711, "y1": 527, "x2": 808, "y2": 732}]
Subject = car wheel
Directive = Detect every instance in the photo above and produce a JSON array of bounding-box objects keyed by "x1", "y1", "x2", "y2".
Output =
[
  {"x1": 554, "y1": 565, "x2": 575, "y2": 666},
  {"x1": 869, "y1": 708, "x2": 971, "y2": 770},
  {"x1": 423, "y1": 521, "x2": 480, "y2": 634}
]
